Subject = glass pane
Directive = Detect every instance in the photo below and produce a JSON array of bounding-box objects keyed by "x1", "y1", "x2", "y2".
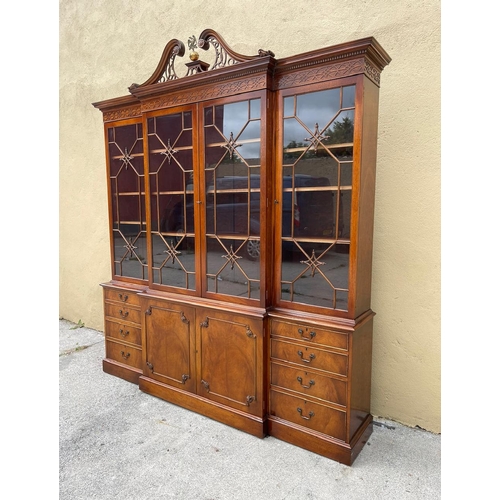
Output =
[
  {"x1": 250, "y1": 99, "x2": 261, "y2": 119},
  {"x1": 283, "y1": 118, "x2": 308, "y2": 152},
  {"x1": 342, "y1": 85, "x2": 355, "y2": 108},
  {"x1": 296, "y1": 88, "x2": 341, "y2": 132},
  {"x1": 294, "y1": 149, "x2": 339, "y2": 187},
  {"x1": 339, "y1": 160, "x2": 353, "y2": 187},
  {"x1": 339, "y1": 190, "x2": 351, "y2": 239},
  {"x1": 323, "y1": 110, "x2": 355, "y2": 145},
  {"x1": 281, "y1": 174, "x2": 337, "y2": 239},
  {"x1": 219, "y1": 101, "x2": 248, "y2": 138},
  {"x1": 284, "y1": 96, "x2": 294, "y2": 117}
]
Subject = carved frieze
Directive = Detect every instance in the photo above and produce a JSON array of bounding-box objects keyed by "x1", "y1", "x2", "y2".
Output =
[
  {"x1": 141, "y1": 74, "x2": 268, "y2": 111},
  {"x1": 275, "y1": 59, "x2": 366, "y2": 90},
  {"x1": 102, "y1": 105, "x2": 142, "y2": 122}
]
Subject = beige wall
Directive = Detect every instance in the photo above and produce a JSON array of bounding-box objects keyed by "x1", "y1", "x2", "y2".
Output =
[{"x1": 59, "y1": 0, "x2": 441, "y2": 432}]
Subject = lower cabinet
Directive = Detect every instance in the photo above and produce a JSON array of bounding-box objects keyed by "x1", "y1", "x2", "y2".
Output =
[
  {"x1": 267, "y1": 314, "x2": 374, "y2": 466},
  {"x1": 101, "y1": 283, "x2": 374, "y2": 464},
  {"x1": 138, "y1": 294, "x2": 267, "y2": 438}
]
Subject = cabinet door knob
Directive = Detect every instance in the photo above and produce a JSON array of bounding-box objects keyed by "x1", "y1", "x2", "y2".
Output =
[
  {"x1": 120, "y1": 351, "x2": 130, "y2": 360},
  {"x1": 118, "y1": 293, "x2": 128, "y2": 302},
  {"x1": 119, "y1": 309, "x2": 129, "y2": 319}
]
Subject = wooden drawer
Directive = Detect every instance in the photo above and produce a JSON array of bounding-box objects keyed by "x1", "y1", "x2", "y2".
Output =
[
  {"x1": 103, "y1": 287, "x2": 141, "y2": 306},
  {"x1": 104, "y1": 302, "x2": 141, "y2": 325},
  {"x1": 105, "y1": 320, "x2": 142, "y2": 347},
  {"x1": 105, "y1": 340, "x2": 142, "y2": 370},
  {"x1": 271, "y1": 362, "x2": 347, "y2": 407},
  {"x1": 271, "y1": 319, "x2": 348, "y2": 351},
  {"x1": 270, "y1": 389, "x2": 346, "y2": 441},
  {"x1": 271, "y1": 338, "x2": 348, "y2": 377}
]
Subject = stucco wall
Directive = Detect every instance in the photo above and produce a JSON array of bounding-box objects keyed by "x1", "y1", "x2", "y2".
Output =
[{"x1": 59, "y1": 0, "x2": 441, "y2": 432}]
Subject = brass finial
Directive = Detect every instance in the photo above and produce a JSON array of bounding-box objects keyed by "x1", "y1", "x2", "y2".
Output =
[{"x1": 188, "y1": 35, "x2": 199, "y2": 61}]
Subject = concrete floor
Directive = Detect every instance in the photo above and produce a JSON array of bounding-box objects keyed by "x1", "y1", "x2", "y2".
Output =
[{"x1": 59, "y1": 319, "x2": 440, "y2": 499}]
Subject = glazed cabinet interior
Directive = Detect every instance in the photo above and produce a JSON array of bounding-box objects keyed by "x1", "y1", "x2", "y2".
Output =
[{"x1": 93, "y1": 29, "x2": 390, "y2": 465}]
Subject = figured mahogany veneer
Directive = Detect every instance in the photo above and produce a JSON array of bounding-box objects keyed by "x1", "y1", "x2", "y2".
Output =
[{"x1": 93, "y1": 29, "x2": 390, "y2": 465}]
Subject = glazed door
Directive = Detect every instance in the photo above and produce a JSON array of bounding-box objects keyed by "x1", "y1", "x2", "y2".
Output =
[
  {"x1": 143, "y1": 300, "x2": 196, "y2": 393},
  {"x1": 201, "y1": 93, "x2": 267, "y2": 304},
  {"x1": 196, "y1": 309, "x2": 263, "y2": 416},
  {"x1": 276, "y1": 80, "x2": 357, "y2": 314},
  {"x1": 146, "y1": 105, "x2": 200, "y2": 293},
  {"x1": 105, "y1": 119, "x2": 148, "y2": 282}
]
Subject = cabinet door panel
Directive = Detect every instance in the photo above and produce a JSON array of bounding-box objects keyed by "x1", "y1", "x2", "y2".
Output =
[
  {"x1": 197, "y1": 310, "x2": 262, "y2": 416},
  {"x1": 144, "y1": 302, "x2": 196, "y2": 392}
]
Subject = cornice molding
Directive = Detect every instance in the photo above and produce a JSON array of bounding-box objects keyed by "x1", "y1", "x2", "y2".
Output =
[
  {"x1": 140, "y1": 73, "x2": 268, "y2": 112},
  {"x1": 93, "y1": 31, "x2": 390, "y2": 117}
]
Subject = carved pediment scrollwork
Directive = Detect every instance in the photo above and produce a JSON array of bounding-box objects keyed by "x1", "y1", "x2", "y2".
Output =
[{"x1": 129, "y1": 29, "x2": 275, "y2": 92}]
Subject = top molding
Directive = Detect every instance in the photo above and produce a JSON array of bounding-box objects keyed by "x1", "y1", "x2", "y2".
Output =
[{"x1": 92, "y1": 29, "x2": 391, "y2": 118}]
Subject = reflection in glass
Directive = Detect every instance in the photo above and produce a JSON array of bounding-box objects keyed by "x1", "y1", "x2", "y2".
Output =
[
  {"x1": 151, "y1": 233, "x2": 195, "y2": 290},
  {"x1": 284, "y1": 96, "x2": 294, "y2": 117},
  {"x1": 342, "y1": 85, "x2": 355, "y2": 108},
  {"x1": 113, "y1": 232, "x2": 148, "y2": 280},
  {"x1": 296, "y1": 88, "x2": 340, "y2": 132},
  {"x1": 206, "y1": 237, "x2": 260, "y2": 299},
  {"x1": 323, "y1": 110, "x2": 354, "y2": 145},
  {"x1": 339, "y1": 190, "x2": 351, "y2": 239},
  {"x1": 281, "y1": 242, "x2": 349, "y2": 310}
]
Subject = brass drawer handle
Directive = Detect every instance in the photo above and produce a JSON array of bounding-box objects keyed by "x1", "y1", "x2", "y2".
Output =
[
  {"x1": 119, "y1": 329, "x2": 130, "y2": 338},
  {"x1": 297, "y1": 408, "x2": 314, "y2": 420},
  {"x1": 297, "y1": 376, "x2": 315, "y2": 389},
  {"x1": 119, "y1": 309, "x2": 129, "y2": 319},
  {"x1": 118, "y1": 293, "x2": 129, "y2": 302},
  {"x1": 120, "y1": 351, "x2": 130, "y2": 360},
  {"x1": 298, "y1": 328, "x2": 316, "y2": 341},
  {"x1": 297, "y1": 350, "x2": 315, "y2": 363}
]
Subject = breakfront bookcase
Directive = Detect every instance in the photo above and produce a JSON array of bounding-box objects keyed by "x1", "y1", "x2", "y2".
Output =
[{"x1": 92, "y1": 29, "x2": 390, "y2": 465}]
